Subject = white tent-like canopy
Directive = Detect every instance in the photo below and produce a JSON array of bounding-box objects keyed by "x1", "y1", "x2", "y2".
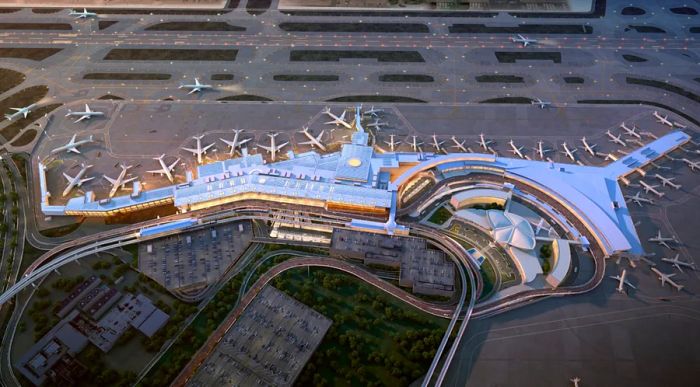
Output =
[{"x1": 487, "y1": 210, "x2": 536, "y2": 250}]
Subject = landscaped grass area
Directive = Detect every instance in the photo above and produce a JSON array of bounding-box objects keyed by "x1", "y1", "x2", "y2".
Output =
[
  {"x1": 145, "y1": 22, "x2": 245, "y2": 32},
  {"x1": 104, "y1": 49, "x2": 238, "y2": 62},
  {"x1": 479, "y1": 259, "x2": 497, "y2": 300},
  {"x1": 0, "y1": 23, "x2": 71, "y2": 30},
  {"x1": 428, "y1": 206, "x2": 452, "y2": 225},
  {"x1": 279, "y1": 22, "x2": 429, "y2": 33},
  {"x1": 0, "y1": 68, "x2": 25, "y2": 95},
  {"x1": 0, "y1": 48, "x2": 62, "y2": 61},
  {"x1": 273, "y1": 74, "x2": 339, "y2": 82},
  {"x1": 273, "y1": 267, "x2": 449, "y2": 386},
  {"x1": 83, "y1": 73, "x2": 171, "y2": 81},
  {"x1": 290, "y1": 50, "x2": 424, "y2": 63},
  {"x1": 379, "y1": 74, "x2": 434, "y2": 83},
  {"x1": 327, "y1": 95, "x2": 426, "y2": 103},
  {"x1": 1, "y1": 103, "x2": 61, "y2": 141},
  {"x1": 217, "y1": 94, "x2": 272, "y2": 101}
]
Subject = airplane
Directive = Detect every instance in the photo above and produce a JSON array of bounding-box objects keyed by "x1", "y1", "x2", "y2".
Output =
[
  {"x1": 4, "y1": 103, "x2": 36, "y2": 121},
  {"x1": 62, "y1": 164, "x2": 94, "y2": 197},
  {"x1": 182, "y1": 135, "x2": 215, "y2": 164},
  {"x1": 609, "y1": 269, "x2": 636, "y2": 294},
  {"x1": 476, "y1": 133, "x2": 493, "y2": 150},
  {"x1": 620, "y1": 123, "x2": 642, "y2": 139},
  {"x1": 450, "y1": 136, "x2": 470, "y2": 153},
  {"x1": 681, "y1": 158, "x2": 700, "y2": 171},
  {"x1": 653, "y1": 111, "x2": 673, "y2": 127},
  {"x1": 410, "y1": 136, "x2": 423, "y2": 152},
  {"x1": 431, "y1": 134, "x2": 445, "y2": 153},
  {"x1": 570, "y1": 377, "x2": 581, "y2": 387},
  {"x1": 654, "y1": 174, "x2": 681, "y2": 190},
  {"x1": 147, "y1": 154, "x2": 179, "y2": 183},
  {"x1": 604, "y1": 152, "x2": 619, "y2": 161},
  {"x1": 560, "y1": 142, "x2": 578, "y2": 162},
  {"x1": 363, "y1": 106, "x2": 384, "y2": 117},
  {"x1": 258, "y1": 132, "x2": 288, "y2": 162},
  {"x1": 298, "y1": 127, "x2": 326, "y2": 151},
  {"x1": 384, "y1": 134, "x2": 400, "y2": 152},
  {"x1": 648, "y1": 230, "x2": 677, "y2": 249},
  {"x1": 661, "y1": 254, "x2": 696, "y2": 273},
  {"x1": 103, "y1": 164, "x2": 138, "y2": 198},
  {"x1": 219, "y1": 129, "x2": 251, "y2": 156},
  {"x1": 65, "y1": 104, "x2": 104, "y2": 123},
  {"x1": 533, "y1": 140, "x2": 551, "y2": 159},
  {"x1": 69, "y1": 8, "x2": 97, "y2": 18},
  {"x1": 323, "y1": 107, "x2": 352, "y2": 129},
  {"x1": 639, "y1": 180, "x2": 665, "y2": 198},
  {"x1": 179, "y1": 78, "x2": 213, "y2": 95},
  {"x1": 511, "y1": 34, "x2": 538, "y2": 47},
  {"x1": 650, "y1": 267, "x2": 684, "y2": 291},
  {"x1": 672, "y1": 121, "x2": 687, "y2": 129},
  {"x1": 624, "y1": 191, "x2": 654, "y2": 207},
  {"x1": 366, "y1": 118, "x2": 388, "y2": 130},
  {"x1": 508, "y1": 139, "x2": 525, "y2": 159},
  {"x1": 640, "y1": 131, "x2": 658, "y2": 140},
  {"x1": 531, "y1": 98, "x2": 551, "y2": 109},
  {"x1": 50, "y1": 134, "x2": 94, "y2": 155},
  {"x1": 580, "y1": 137, "x2": 598, "y2": 156},
  {"x1": 605, "y1": 130, "x2": 627, "y2": 147}
]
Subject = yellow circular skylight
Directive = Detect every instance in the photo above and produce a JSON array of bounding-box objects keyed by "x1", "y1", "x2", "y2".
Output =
[{"x1": 347, "y1": 158, "x2": 362, "y2": 167}]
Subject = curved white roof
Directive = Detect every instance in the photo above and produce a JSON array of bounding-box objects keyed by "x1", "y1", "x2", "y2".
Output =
[{"x1": 487, "y1": 210, "x2": 536, "y2": 250}]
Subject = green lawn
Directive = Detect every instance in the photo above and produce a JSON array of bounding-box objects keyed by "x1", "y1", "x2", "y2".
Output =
[
  {"x1": 428, "y1": 206, "x2": 452, "y2": 225},
  {"x1": 479, "y1": 259, "x2": 497, "y2": 300}
]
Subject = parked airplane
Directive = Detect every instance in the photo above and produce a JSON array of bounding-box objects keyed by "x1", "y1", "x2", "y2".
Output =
[
  {"x1": 511, "y1": 34, "x2": 537, "y2": 47},
  {"x1": 561, "y1": 142, "x2": 577, "y2": 162},
  {"x1": 65, "y1": 104, "x2": 104, "y2": 123},
  {"x1": 531, "y1": 98, "x2": 551, "y2": 109},
  {"x1": 605, "y1": 130, "x2": 627, "y2": 147},
  {"x1": 50, "y1": 134, "x2": 94, "y2": 155},
  {"x1": 62, "y1": 164, "x2": 94, "y2": 197},
  {"x1": 620, "y1": 123, "x2": 642, "y2": 139},
  {"x1": 672, "y1": 121, "x2": 687, "y2": 129},
  {"x1": 624, "y1": 191, "x2": 654, "y2": 207},
  {"x1": 508, "y1": 139, "x2": 525, "y2": 159},
  {"x1": 654, "y1": 174, "x2": 681, "y2": 190},
  {"x1": 147, "y1": 154, "x2": 179, "y2": 183},
  {"x1": 258, "y1": 132, "x2": 288, "y2": 162},
  {"x1": 4, "y1": 103, "x2": 36, "y2": 121},
  {"x1": 323, "y1": 107, "x2": 352, "y2": 129},
  {"x1": 653, "y1": 111, "x2": 673, "y2": 127},
  {"x1": 430, "y1": 134, "x2": 445, "y2": 153},
  {"x1": 533, "y1": 140, "x2": 551, "y2": 159},
  {"x1": 580, "y1": 137, "x2": 598, "y2": 156},
  {"x1": 651, "y1": 267, "x2": 684, "y2": 291},
  {"x1": 609, "y1": 269, "x2": 636, "y2": 294},
  {"x1": 450, "y1": 136, "x2": 470, "y2": 153},
  {"x1": 366, "y1": 118, "x2": 388, "y2": 130},
  {"x1": 219, "y1": 129, "x2": 251, "y2": 156},
  {"x1": 298, "y1": 127, "x2": 326, "y2": 151},
  {"x1": 681, "y1": 158, "x2": 700, "y2": 171},
  {"x1": 648, "y1": 230, "x2": 677, "y2": 249},
  {"x1": 179, "y1": 78, "x2": 213, "y2": 94},
  {"x1": 69, "y1": 8, "x2": 97, "y2": 18},
  {"x1": 103, "y1": 164, "x2": 137, "y2": 198},
  {"x1": 639, "y1": 180, "x2": 665, "y2": 198},
  {"x1": 476, "y1": 133, "x2": 493, "y2": 150},
  {"x1": 410, "y1": 136, "x2": 423, "y2": 152},
  {"x1": 604, "y1": 152, "x2": 619, "y2": 161},
  {"x1": 570, "y1": 377, "x2": 581, "y2": 387},
  {"x1": 661, "y1": 254, "x2": 696, "y2": 273},
  {"x1": 363, "y1": 106, "x2": 384, "y2": 117},
  {"x1": 384, "y1": 134, "x2": 400, "y2": 152},
  {"x1": 182, "y1": 135, "x2": 215, "y2": 164}
]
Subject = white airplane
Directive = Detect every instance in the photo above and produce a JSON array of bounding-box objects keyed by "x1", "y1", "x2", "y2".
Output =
[
  {"x1": 624, "y1": 191, "x2": 654, "y2": 207},
  {"x1": 182, "y1": 135, "x2": 215, "y2": 164},
  {"x1": 531, "y1": 98, "x2": 551, "y2": 109},
  {"x1": 366, "y1": 118, "x2": 388, "y2": 130},
  {"x1": 147, "y1": 154, "x2": 179, "y2": 183},
  {"x1": 580, "y1": 137, "x2": 598, "y2": 156},
  {"x1": 533, "y1": 140, "x2": 551, "y2": 159},
  {"x1": 609, "y1": 269, "x2": 636, "y2": 294},
  {"x1": 103, "y1": 164, "x2": 138, "y2": 198},
  {"x1": 298, "y1": 127, "x2": 326, "y2": 151},
  {"x1": 511, "y1": 34, "x2": 537, "y2": 47},
  {"x1": 672, "y1": 121, "x2": 687, "y2": 129},
  {"x1": 661, "y1": 254, "x2": 696, "y2": 273},
  {"x1": 219, "y1": 129, "x2": 251, "y2": 156},
  {"x1": 604, "y1": 152, "x2": 619, "y2": 161},
  {"x1": 179, "y1": 78, "x2": 213, "y2": 95},
  {"x1": 50, "y1": 134, "x2": 94, "y2": 155},
  {"x1": 653, "y1": 111, "x2": 673, "y2": 127},
  {"x1": 384, "y1": 134, "x2": 400, "y2": 152},
  {"x1": 363, "y1": 106, "x2": 384, "y2": 117},
  {"x1": 4, "y1": 103, "x2": 36, "y2": 121},
  {"x1": 654, "y1": 174, "x2": 681, "y2": 190},
  {"x1": 450, "y1": 136, "x2": 470, "y2": 153},
  {"x1": 570, "y1": 377, "x2": 581, "y2": 387},
  {"x1": 323, "y1": 107, "x2": 352, "y2": 129},
  {"x1": 410, "y1": 136, "x2": 423, "y2": 152},
  {"x1": 639, "y1": 180, "x2": 665, "y2": 198},
  {"x1": 431, "y1": 134, "x2": 445, "y2": 153},
  {"x1": 476, "y1": 133, "x2": 493, "y2": 150},
  {"x1": 561, "y1": 142, "x2": 578, "y2": 162},
  {"x1": 681, "y1": 158, "x2": 700, "y2": 171},
  {"x1": 651, "y1": 267, "x2": 684, "y2": 291},
  {"x1": 69, "y1": 8, "x2": 97, "y2": 18},
  {"x1": 65, "y1": 104, "x2": 104, "y2": 123},
  {"x1": 620, "y1": 123, "x2": 642, "y2": 139},
  {"x1": 605, "y1": 130, "x2": 627, "y2": 147},
  {"x1": 258, "y1": 132, "x2": 288, "y2": 162},
  {"x1": 62, "y1": 164, "x2": 94, "y2": 197},
  {"x1": 648, "y1": 230, "x2": 677, "y2": 249},
  {"x1": 508, "y1": 139, "x2": 525, "y2": 159}
]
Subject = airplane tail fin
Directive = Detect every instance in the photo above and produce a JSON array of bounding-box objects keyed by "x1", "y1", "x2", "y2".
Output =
[{"x1": 3, "y1": 114, "x2": 12, "y2": 121}]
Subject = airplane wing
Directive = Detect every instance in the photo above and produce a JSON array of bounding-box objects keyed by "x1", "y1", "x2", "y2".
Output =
[
  {"x1": 122, "y1": 176, "x2": 138, "y2": 186},
  {"x1": 146, "y1": 169, "x2": 165, "y2": 175},
  {"x1": 74, "y1": 115, "x2": 89, "y2": 123},
  {"x1": 220, "y1": 138, "x2": 234, "y2": 147},
  {"x1": 194, "y1": 78, "x2": 201, "y2": 86},
  {"x1": 103, "y1": 175, "x2": 117, "y2": 185},
  {"x1": 202, "y1": 143, "x2": 215, "y2": 153},
  {"x1": 187, "y1": 88, "x2": 198, "y2": 95},
  {"x1": 626, "y1": 282, "x2": 637, "y2": 289},
  {"x1": 239, "y1": 138, "x2": 251, "y2": 145},
  {"x1": 84, "y1": 104, "x2": 92, "y2": 113},
  {"x1": 258, "y1": 144, "x2": 273, "y2": 152},
  {"x1": 167, "y1": 158, "x2": 180, "y2": 171},
  {"x1": 299, "y1": 140, "x2": 314, "y2": 146},
  {"x1": 316, "y1": 131, "x2": 325, "y2": 141},
  {"x1": 277, "y1": 141, "x2": 289, "y2": 150},
  {"x1": 79, "y1": 176, "x2": 94, "y2": 185},
  {"x1": 63, "y1": 172, "x2": 74, "y2": 182},
  {"x1": 181, "y1": 147, "x2": 199, "y2": 155}
]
